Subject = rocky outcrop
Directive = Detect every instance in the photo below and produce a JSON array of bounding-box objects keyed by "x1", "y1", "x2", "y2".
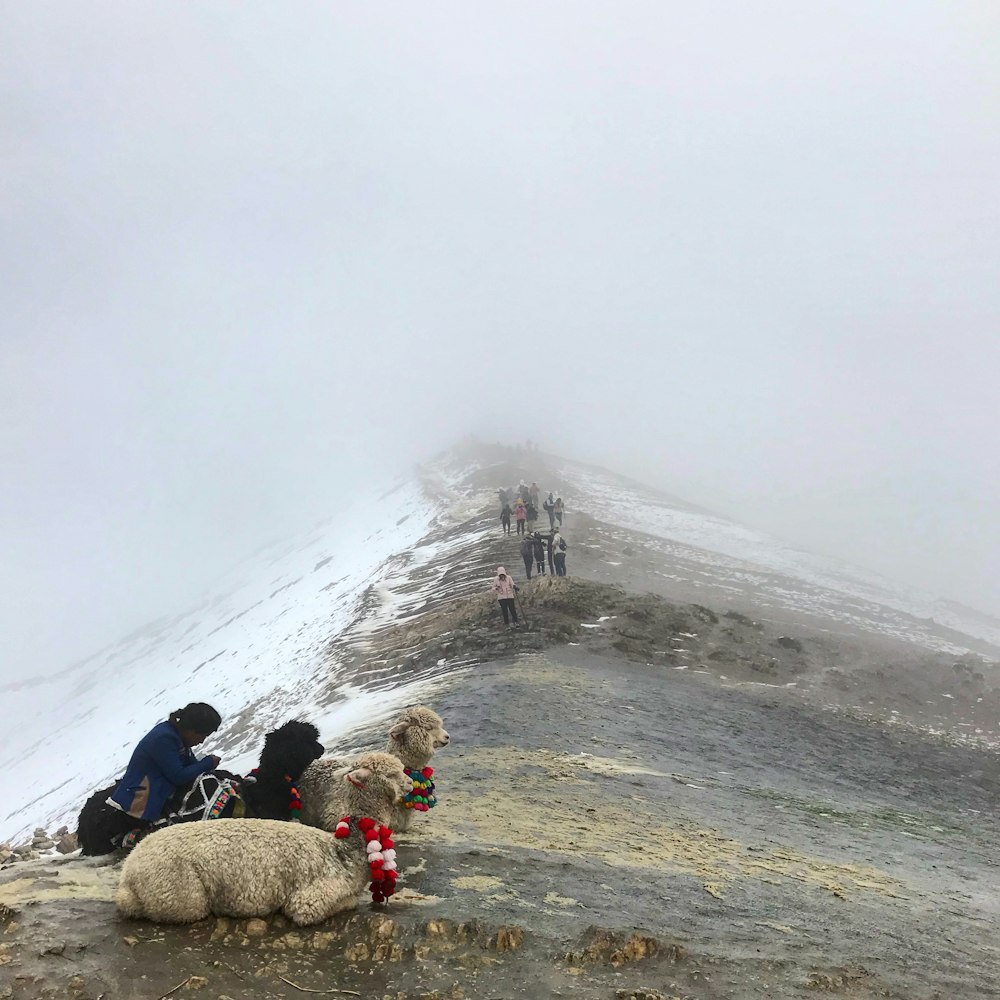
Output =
[{"x1": 0, "y1": 826, "x2": 77, "y2": 868}]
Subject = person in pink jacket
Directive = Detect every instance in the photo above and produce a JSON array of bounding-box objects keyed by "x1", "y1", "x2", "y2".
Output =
[
  {"x1": 491, "y1": 566, "x2": 520, "y2": 627},
  {"x1": 514, "y1": 500, "x2": 528, "y2": 536}
]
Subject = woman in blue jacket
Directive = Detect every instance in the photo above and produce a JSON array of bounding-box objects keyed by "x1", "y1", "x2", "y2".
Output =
[{"x1": 109, "y1": 702, "x2": 223, "y2": 822}]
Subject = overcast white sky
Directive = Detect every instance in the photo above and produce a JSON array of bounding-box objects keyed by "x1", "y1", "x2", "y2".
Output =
[{"x1": 2, "y1": 2, "x2": 998, "y2": 680}]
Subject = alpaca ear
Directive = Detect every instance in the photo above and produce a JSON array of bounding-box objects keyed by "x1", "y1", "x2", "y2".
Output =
[
  {"x1": 389, "y1": 722, "x2": 410, "y2": 739},
  {"x1": 345, "y1": 766, "x2": 372, "y2": 788}
]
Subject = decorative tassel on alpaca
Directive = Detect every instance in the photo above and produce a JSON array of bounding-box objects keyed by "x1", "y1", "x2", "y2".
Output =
[
  {"x1": 287, "y1": 776, "x2": 302, "y2": 822},
  {"x1": 402, "y1": 767, "x2": 436, "y2": 811},
  {"x1": 333, "y1": 816, "x2": 398, "y2": 903}
]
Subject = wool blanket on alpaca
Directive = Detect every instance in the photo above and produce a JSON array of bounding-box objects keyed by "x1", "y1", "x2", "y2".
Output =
[{"x1": 114, "y1": 771, "x2": 242, "y2": 850}]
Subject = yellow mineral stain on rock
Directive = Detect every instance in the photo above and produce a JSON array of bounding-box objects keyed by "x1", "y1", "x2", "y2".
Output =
[
  {"x1": 432, "y1": 743, "x2": 903, "y2": 901},
  {"x1": 0, "y1": 868, "x2": 118, "y2": 907},
  {"x1": 451, "y1": 875, "x2": 504, "y2": 892},
  {"x1": 544, "y1": 891, "x2": 580, "y2": 907},
  {"x1": 392, "y1": 888, "x2": 442, "y2": 905}
]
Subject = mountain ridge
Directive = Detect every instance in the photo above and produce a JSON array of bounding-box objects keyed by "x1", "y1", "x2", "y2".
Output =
[{"x1": 2, "y1": 444, "x2": 997, "y2": 845}]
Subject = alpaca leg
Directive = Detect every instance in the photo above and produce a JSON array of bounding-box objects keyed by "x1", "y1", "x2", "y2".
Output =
[
  {"x1": 115, "y1": 879, "x2": 145, "y2": 919},
  {"x1": 284, "y1": 877, "x2": 358, "y2": 926}
]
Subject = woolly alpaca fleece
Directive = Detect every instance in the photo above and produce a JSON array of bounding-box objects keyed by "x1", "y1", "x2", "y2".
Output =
[
  {"x1": 297, "y1": 706, "x2": 449, "y2": 833},
  {"x1": 116, "y1": 752, "x2": 409, "y2": 926}
]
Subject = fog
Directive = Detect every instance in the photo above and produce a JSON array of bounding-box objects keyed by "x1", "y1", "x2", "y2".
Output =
[{"x1": 2, "y1": 3, "x2": 998, "y2": 682}]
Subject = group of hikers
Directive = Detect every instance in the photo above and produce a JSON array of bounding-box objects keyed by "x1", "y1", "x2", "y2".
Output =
[
  {"x1": 491, "y1": 481, "x2": 569, "y2": 628},
  {"x1": 498, "y1": 482, "x2": 565, "y2": 535}
]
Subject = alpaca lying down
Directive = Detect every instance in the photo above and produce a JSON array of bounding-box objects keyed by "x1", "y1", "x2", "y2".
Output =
[
  {"x1": 297, "y1": 705, "x2": 450, "y2": 833},
  {"x1": 116, "y1": 752, "x2": 409, "y2": 926}
]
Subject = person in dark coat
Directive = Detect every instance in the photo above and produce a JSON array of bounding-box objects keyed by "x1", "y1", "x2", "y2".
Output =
[
  {"x1": 500, "y1": 501, "x2": 512, "y2": 535},
  {"x1": 526, "y1": 499, "x2": 538, "y2": 531},
  {"x1": 543, "y1": 492, "x2": 556, "y2": 529},
  {"x1": 552, "y1": 529, "x2": 568, "y2": 576},
  {"x1": 109, "y1": 703, "x2": 222, "y2": 824},
  {"x1": 531, "y1": 531, "x2": 547, "y2": 576},
  {"x1": 520, "y1": 536, "x2": 534, "y2": 579}
]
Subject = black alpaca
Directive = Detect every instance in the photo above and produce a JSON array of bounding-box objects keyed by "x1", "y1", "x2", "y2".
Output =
[
  {"x1": 76, "y1": 719, "x2": 323, "y2": 856},
  {"x1": 238, "y1": 719, "x2": 324, "y2": 820}
]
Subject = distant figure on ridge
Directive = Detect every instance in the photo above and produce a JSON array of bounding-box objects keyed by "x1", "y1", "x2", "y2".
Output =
[
  {"x1": 529, "y1": 482, "x2": 540, "y2": 508},
  {"x1": 531, "y1": 531, "x2": 547, "y2": 576},
  {"x1": 543, "y1": 492, "x2": 556, "y2": 529},
  {"x1": 491, "y1": 566, "x2": 519, "y2": 627},
  {"x1": 500, "y1": 499, "x2": 512, "y2": 535},
  {"x1": 520, "y1": 535, "x2": 534, "y2": 579},
  {"x1": 552, "y1": 528, "x2": 568, "y2": 576},
  {"x1": 514, "y1": 498, "x2": 527, "y2": 535},
  {"x1": 526, "y1": 498, "x2": 538, "y2": 532},
  {"x1": 554, "y1": 497, "x2": 565, "y2": 526}
]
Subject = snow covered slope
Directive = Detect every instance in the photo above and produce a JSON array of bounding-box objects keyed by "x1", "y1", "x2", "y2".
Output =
[
  {"x1": 0, "y1": 478, "x2": 457, "y2": 843},
  {"x1": 549, "y1": 458, "x2": 1000, "y2": 654}
]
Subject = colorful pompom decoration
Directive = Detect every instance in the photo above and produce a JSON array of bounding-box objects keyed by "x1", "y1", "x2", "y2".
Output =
[
  {"x1": 402, "y1": 767, "x2": 438, "y2": 811},
  {"x1": 331, "y1": 817, "x2": 399, "y2": 903},
  {"x1": 286, "y1": 777, "x2": 303, "y2": 822}
]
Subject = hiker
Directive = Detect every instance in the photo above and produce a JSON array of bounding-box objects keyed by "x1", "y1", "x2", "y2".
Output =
[
  {"x1": 529, "y1": 482, "x2": 540, "y2": 508},
  {"x1": 543, "y1": 492, "x2": 555, "y2": 529},
  {"x1": 531, "y1": 531, "x2": 547, "y2": 576},
  {"x1": 109, "y1": 703, "x2": 223, "y2": 824},
  {"x1": 552, "y1": 528, "x2": 568, "y2": 576},
  {"x1": 545, "y1": 527, "x2": 555, "y2": 575},
  {"x1": 491, "y1": 566, "x2": 519, "y2": 627},
  {"x1": 500, "y1": 500, "x2": 512, "y2": 535},
  {"x1": 517, "y1": 483, "x2": 530, "y2": 505},
  {"x1": 554, "y1": 497, "x2": 565, "y2": 526},
  {"x1": 514, "y1": 499, "x2": 527, "y2": 535},
  {"x1": 520, "y1": 535, "x2": 534, "y2": 579},
  {"x1": 526, "y1": 498, "x2": 538, "y2": 531}
]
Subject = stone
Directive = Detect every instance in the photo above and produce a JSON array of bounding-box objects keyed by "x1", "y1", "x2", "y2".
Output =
[
  {"x1": 55, "y1": 827, "x2": 69, "y2": 837},
  {"x1": 245, "y1": 919, "x2": 268, "y2": 938},
  {"x1": 492, "y1": 926, "x2": 524, "y2": 953},
  {"x1": 184, "y1": 976, "x2": 208, "y2": 991},
  {"x1": 56, "y1": 833, "x2": 79, "y2": 855}
]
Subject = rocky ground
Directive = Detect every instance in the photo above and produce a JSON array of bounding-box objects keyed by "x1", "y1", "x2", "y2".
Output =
[{"x1": 3, "y1": 574, "x2": 1000, "y2": 999}]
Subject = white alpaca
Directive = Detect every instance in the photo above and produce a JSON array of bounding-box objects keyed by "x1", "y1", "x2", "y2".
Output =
[
  {"x1": 298, "y1": 705, "x2": 449, "y2": 833},
  {"x1": 115, "y1": 752, "x2": 409, "y2": 926}
]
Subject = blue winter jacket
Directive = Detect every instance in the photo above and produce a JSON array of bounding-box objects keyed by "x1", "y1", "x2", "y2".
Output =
[{"x1": 109, "y1": 720, "x2": 217, "y2": 821}]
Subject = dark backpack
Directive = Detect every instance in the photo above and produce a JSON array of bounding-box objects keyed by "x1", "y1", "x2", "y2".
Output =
[{"x1": 558, "y1": 537, "x2": 567, "y2": 551}]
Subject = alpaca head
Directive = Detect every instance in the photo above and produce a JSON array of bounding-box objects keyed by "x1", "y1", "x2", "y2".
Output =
[
  {"x1": 258, "y1": 720, "x2": 324, "y2": 780},
  {"x1": 342, "y1": 751, "x2": 410, "y2": 820},
  {"x1": 385, "y1": 706, "x2": 450, "y2": 770}
]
